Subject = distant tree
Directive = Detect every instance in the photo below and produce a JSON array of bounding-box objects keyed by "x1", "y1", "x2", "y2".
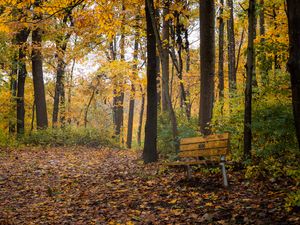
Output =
[{"x1": 287, "y1": 0, "x2": 300, "y2": 149}]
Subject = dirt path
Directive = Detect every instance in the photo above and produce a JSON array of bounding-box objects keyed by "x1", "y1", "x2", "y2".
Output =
[{"x1": 0, "y1": 147, "x2": 298, "y2": 224}]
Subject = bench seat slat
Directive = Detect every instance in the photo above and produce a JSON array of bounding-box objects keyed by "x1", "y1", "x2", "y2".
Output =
[
  {"x1": 179, "y1": 148, "x2": 228, "y2": 157},
  {"x1": 180, "y1": 140, "x2": 228, "y2": 151},
  {"x1": 180, "y1": 133, "x2": 229, "y2": 145},
  {"x1": 165, "y1": 160, "x2": 218, "y2": 166}
]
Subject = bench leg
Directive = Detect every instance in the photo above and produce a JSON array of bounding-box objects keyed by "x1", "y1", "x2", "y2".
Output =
[
  {"x1": 220, "y1": 156, "x2": 228, "y2": 187},
  {"x1": 186, "y1": 165, "x2": 192, "y2": 179}
]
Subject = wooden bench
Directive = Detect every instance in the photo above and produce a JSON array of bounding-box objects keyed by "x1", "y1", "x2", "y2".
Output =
[{"x1": 166, "y1": 133, "x2": 230, "y2": 187}]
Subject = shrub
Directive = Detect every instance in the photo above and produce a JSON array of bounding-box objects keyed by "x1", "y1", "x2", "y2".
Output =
[{"x1": 22, "y1": 126, "x2": 116, "y2": 148}]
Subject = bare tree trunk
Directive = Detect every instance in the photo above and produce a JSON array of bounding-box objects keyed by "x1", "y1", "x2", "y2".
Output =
[
  {"x1": 67, "y1": 56, "x2": 76, "y2": 124},
  {"x1": 161, "y1": 0, "x2": 170, "y2": 112},
  {"x1": 137, "y1": 85, "x2": 145, "y2": 147},
  {"x1": 258, "y1": 0, "x2": 269, "y2": 86},
  {"x1": 287, "y1": 0, "x2": 300, "y2": 149},
  {"x1": 235, "y1": 28, "x2": 245, "y2": 76},
  {"x1": 16, "y1": 29, "x2": 30, "y2": 134},
  {"x1": 218, "y1": 0, "x2": 225, "y2": 105},
  {"x1": 244, "y1": 0, "x2": 256, "y2": 160},
  {"x1": 9, "y1": 40, "x2": 18, "y2": 134},
  {"x1": 143, "y1": 0, "x2": 158, "y2": 163},
  {"x1": 126, "y1": 19, "x2": 139, "y2": 149},
  {"x1": 227, "y1": 0, "x2": 236, "y2": 94},
  {"x1": 199, "y1": 0, "x2": 215, "y2": 135},
  {"x1": 146, "y1": 0, "x2": 179, "y2": 153},
  {"x1": 52, "y1": 34, "x2": 69, "y2": 127},
  {"x1": 32, "y1": 27, "x2": 48, "y2": 129}
]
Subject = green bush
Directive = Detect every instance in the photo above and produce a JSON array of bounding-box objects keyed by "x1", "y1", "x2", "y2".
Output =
[
  {"x1": 22, "y1": 126, "x2": 116, "y2": 148},
  {"x1": 157, "y1": 111, "x2": 199, "y2": 160},
  {"x1": 285, "y1": 190, "x2": 300, "y2": 212},
  {"x1": 0, "y1": 130, "x2": 18, "y2": 147},
  {"x1": 212, "y1": 71, "x2": 298, "y2": 162}
]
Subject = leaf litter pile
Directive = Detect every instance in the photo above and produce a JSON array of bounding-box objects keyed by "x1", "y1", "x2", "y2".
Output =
[{"x1": 0, "y1": 147, "x2": 299, "y2": 224}]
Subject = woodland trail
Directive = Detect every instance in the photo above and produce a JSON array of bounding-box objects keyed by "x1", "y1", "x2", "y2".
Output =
[{"x1": 0, "y1": 147, "x2": 298, "y2": 224}]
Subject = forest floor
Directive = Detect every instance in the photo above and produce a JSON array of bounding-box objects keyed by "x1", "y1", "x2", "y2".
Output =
[{"x1": 0, "y1": 147, "x2": 299, "y2": 225}]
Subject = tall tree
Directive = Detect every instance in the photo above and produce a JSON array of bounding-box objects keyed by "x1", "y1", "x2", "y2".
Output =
[
  {"x1": 161, "y1": 0, "x2": 170, "y2": 113},
  {"x1": 227, "y1": 0, "x2": 236, "y2": 94},
  {"x1": 16, "y1": 28, "x2": 30, "y2": 134},
  {"x1": 52, "y1": 14, "x2": 72, "y2": 127},
  {"x1": 126, "y1": 15, "x2": 140, "y2": 149},
  {"x1": 143, "y1": 0, "x2": 158, "y2": 163},
  {"x1": 31, "y1": 0, "x2": 48, "y2": 129},
  {"x1": 218, "y1": 0, "x2": 225, "y2": 103},
  {"x1": 287, "y1": 0, "x2": 300, "y2": 149},
  {"x1": 244, "y1": 0, "x2": 256, "y2": 159},
  {"x1": 146, "y1": 0, "x2": 179, "y2": 153},
  {"x1": 199, "y1": 0, "x2": 215, "y2": 135},
  {"x1": 137, "y1": 85, "x2": 145, "y2": 147}
]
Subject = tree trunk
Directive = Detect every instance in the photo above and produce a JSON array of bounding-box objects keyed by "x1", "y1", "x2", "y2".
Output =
[
  {"x1": 9, "y1": 41, "x2": 18, "y2": 134},
  {"x1": 16, "y1": 28, "x2": 30, "y2": 134},
  {"x1": 259, "y1": 0, "x2": 269, "y2": 86},
  {"x1": 126, "y1": 22, "x2": 139, "y2": 149},
  {"x1": 244, "y1": 0, "x2": 256, "y2": 160},
  {"x1": 218, "y1": 0, "x2": 225, "y2": 103},
  {"x1": 161, "y1": 0, "x2": 170, "y2": 112},
  {"x1": 137, "y1": 85, "x2": 145, "y2": 147},
  {"x1": 146, "y1": 0, "x2": 179, "y2": 153},
  {"x1": 143, "y1": 0, "x2": 158, "y2": 163},
  {"x1": 199, "y1": 0, "x2": 215, "y2": 135},
  {"x1": 52, "y1": 36, "x2": 69, "y2": 127},
  {"x1": 287, "y1": 0, "x2": 300, "y2": 149},
  {"x1": 126, "y1": 85, "x2": 135, "y2": 148},
  {"x1": 32, "y1": 26, "x2": 48, "y2": 129},
  {"x1": 227, "y1": 0, "x2": 236, "y2": 94}
]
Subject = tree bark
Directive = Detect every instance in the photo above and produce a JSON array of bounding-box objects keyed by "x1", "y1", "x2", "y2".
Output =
[
  {"x1": 16, "y1": 28, "x2": 30, "y2": 134},
  {"x1": 52, "y1": 34, "x2": 69, "y2": 127},
  {"x1": 126, "y1": 21, "x2": 139, "y2": 149},
  {"x1": 9, "y1": 40, "x2": 18, "y2": 134},
  {"x1": 258, "y1": 0, "x2": 269, "y2": 86},
  {"x1": 218, "y1": 0, "x2": 225, "y2": 102},
  {"x1": 227, "y1": 0, "x2": 236, "y2": 94},
  {"x1": 199, "y1": 0, "x2": 215, "y2": 135},
  {"x1": 244, "y1": 0, "x2": 256, "y2": 160},
  {"x1": 32, "y1": 27, "x2": 48, "y2": 129},
  {"x1": 161, "y1": 0, "x2": 170, "y2": 112},
  {"x1": 143, "y1": 0, "x2": 158, "y2": 163},
  {"x1": 146, "y1": 0, "x2": 179, "y2": 153},
  {"x1": 287, "y1": 0, "x2": 300, "y2": 149},
  {"x1": 137, "y1": 85, "x2": 145, "y2": 147}
]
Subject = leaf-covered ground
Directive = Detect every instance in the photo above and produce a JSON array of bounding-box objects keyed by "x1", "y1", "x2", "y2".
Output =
[{"x1": 0, "y1": 147, "x2": 299, "y2": 224}]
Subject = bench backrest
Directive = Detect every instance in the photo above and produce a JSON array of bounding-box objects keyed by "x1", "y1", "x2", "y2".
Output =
[{"x1": 179, "y1": 133, "x2": 230, "y2": 158}]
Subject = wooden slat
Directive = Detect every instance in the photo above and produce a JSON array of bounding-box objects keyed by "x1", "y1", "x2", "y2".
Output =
[
  {"x1": 179, "y1": 148, "x2": 227, "y2": 158},
  {"x1": 180, "y1": 140, "x2": 228, "y2": 151},
  {"x1": 180, "y1": 133, "x2": 229, "y2": 145},
  {"x1": 165, "y1": 160, "x2": 208, "y2": 166}
]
